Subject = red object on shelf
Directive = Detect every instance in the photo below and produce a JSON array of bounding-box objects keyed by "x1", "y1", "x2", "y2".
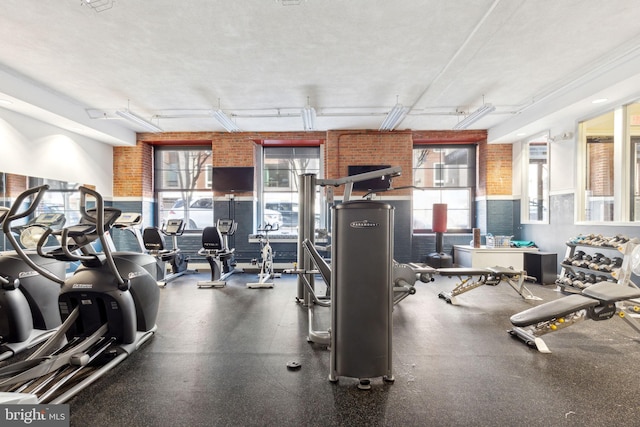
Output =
[{"x1": 432, "y1": 204, "x2": 447, "y2": 233}]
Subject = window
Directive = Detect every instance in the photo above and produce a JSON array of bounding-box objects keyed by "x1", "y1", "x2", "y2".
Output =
[
  {"x1": 260, "y1": 146, "x2": 321, "y2": 233},
  {"x1": 630, "y1": 104, "x2": 640, "y2": 221},
  {"x1": 28, "y1": 176, "x2": 80, "y2": 225},
  {"x1": 205, "y1": 164, "x2": 213, "y2": 189},
  {"x1": 633, "y1": 136, "x2": 640, "y2": 220},
  {"x1": 578, "y1": 109, "x2": 617, "y2": 222},
  {"x1": 522, "y1": 135, "x2": 549, "y2": 223},
  {"x1": 412, "y1": 145, "x2": 475, "y2": 232},
  {"x1": 577, "y1": 102, "x2": 640, "y2": 223},
  {"x1": 433, "y1": 162, "x2": 444, "y2": 187},
  {"x1": 155, "y1": 147, "x2": 212, "y2": 230},
  {"x1": 586, "y1": 134, "x2": 614, "y2": 221}
]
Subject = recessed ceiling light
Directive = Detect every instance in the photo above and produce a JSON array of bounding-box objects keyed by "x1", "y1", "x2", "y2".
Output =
[{"x1": 592, "y1": 98, "x2": 608, "y2": 104}]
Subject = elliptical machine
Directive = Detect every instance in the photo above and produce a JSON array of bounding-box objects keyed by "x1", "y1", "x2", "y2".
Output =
[
  {"x1": 197, "y1": 218, "x2": 237, "y2": 288},
  {"x1": 0, "y1": 209, "x2": 66, "y2": 362},
  {"x1": 143, "y1": 218, "x2": 190, "y2": 287},
  {"x1": 0, "y1": 185, "x2": 160, "y2": 404}
]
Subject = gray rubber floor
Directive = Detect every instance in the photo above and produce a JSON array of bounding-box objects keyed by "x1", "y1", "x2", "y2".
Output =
[{"x1": 66, "y1": 271, "x2": 640, "y2": 426}]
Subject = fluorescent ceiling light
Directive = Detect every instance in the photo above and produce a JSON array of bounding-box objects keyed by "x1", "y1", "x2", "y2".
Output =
[
  {"x1": 0, "y1": 99, "x2": 13, "y2": 105},
  {"x1": 379, "y1": 103, "x2": 408, "y2": 131},
  {"x1": 116, "y1": 110, "x2": 162, "y2": 133},
  {"x1": 212, "y1": 110, "x2": 241, "y2": 132},
  {"x1": 453, "y1": 103, "x2": 495, "y2": 130},
  {"x1": 302, "y1": 106, "x2": 316, "y2": 131},
  {"x1": 592, "y1": 98, "x2": 608, "y2": 104},
  {"x1": 81, "y1": 0, "x2": 115, "y2": 12}
]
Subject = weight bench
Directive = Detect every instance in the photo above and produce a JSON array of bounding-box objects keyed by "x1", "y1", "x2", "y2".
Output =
[
  {"x1": 436, "y1": 266, "x2": 540, "y2": 305},
  {"x1": 509, "y1": 281, "x2": 640, "y2": 353}
]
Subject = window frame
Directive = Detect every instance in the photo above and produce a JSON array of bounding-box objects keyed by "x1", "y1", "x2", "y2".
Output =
[
  {"x1": 576, "y1": 103, "x2": 639, "y2": 224},
  {"x1": 154, "y1": 145, "x2": 213, "y2": 231},
  {"x1": 520, "y1": 133, "x2": 550, "y2": 224},
  {"x1": 257, "y1": 144, "x2": 323, "y2": 235},
  {"x1": 412, "y1": 144, "x2": 476, "y2": 233}
]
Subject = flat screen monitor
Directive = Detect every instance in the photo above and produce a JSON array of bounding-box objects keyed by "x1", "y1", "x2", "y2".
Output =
[
  {"x1": 348, "y1": 165, "x2": 392, "y2": 191},
  {"x1": 212, "y1": 167, "x2": 255, "y2": 192}
]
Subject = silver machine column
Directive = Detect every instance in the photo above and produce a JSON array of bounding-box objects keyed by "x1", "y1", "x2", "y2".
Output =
[
  {"x1": 296, "y1": 173, "x2": 331, "y2": 345},
  {"x1": 297, "y1": 173, "x2": 316, "y2": 303},
  {"x1": 329, "y1": 200, "x2": 394, "y2": 387}
]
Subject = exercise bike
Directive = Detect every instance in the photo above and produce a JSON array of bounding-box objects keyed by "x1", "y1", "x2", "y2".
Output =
[
  {"x1": 0, "y1": 209, "x2": 66, "y2": 362},
  {"x1": 247, "y1": 224, "x2": 279, "y2": 289},
  {"x1": 143, "y1": 218, "x2": 190, "y2": 287},
  {"x1": 0, "y1": 185, "x2": 160, "y2": 404},
  {"x1": 197, "y1": 218, "x2": 237, "y2": 288}
]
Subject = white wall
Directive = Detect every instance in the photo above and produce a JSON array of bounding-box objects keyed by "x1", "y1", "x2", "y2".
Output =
[
  {"x1": 548, "y1": 124, "x2": 577, "y2": 195},
  {"x1": 511, "y1": 121, "x2": 578, "y2": 200},
  {"x1": 0, "y1": 108, "x2": 113, "y2": 197}
]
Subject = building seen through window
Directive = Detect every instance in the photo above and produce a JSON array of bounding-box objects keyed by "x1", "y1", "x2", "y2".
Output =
[
  {"x1": 155, "y1": 147, "x2": 213, "y2": 230},
  {"x1": 261, "y1": 146, "x2": 321, "y2": 233},
  {"x1": 412, "y1": 145, "x2": 475, "y2": 232}
]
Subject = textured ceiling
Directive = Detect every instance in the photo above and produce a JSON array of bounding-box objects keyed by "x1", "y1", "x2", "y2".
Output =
[{"x1": 1, "y1": 0, "x2": 640, "y2": 145}]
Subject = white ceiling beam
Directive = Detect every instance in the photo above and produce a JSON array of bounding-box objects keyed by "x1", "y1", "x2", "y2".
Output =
[{"x1": 0, "y1": 66, "x2": 136, "y2": 146}]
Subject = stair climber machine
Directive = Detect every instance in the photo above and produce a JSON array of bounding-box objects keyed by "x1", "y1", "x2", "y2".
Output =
[
  {"x1": 143, "y1": 219, "x2": 190, "y2": 287},
  {"x1": 0, "y1": 185, "x2": 160, "y2": 404},
  {"x1": 197, "y1": 218, "x2": 238, "y2": 288},
  {"x1": 0, "y1": 208, "x2": 67, "y2": 362}
]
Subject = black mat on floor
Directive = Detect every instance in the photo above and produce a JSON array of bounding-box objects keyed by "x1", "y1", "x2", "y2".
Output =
[{"x1": 65, "y1": 272, "x2": 640, "y2": 426}]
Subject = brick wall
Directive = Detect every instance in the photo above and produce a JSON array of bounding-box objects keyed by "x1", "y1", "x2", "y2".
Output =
[
  {"x1": 118, "y1": 130, "x2": 493, "y2": 197},
  {"x1": 113, "y1": 141, "x2": 154, "y2": 198},
  {"x1": 113, "y1": 129, "x2": 496, "y2": 263},
  {"x1": 6, "y1": 173, "x2": 27, "y2": 197},
  {"x1": 211, "y1": 135, "x2": 254, "y2": 167},
  {"x1": 587, "y1": 142, "x2": 613, "y2": 196},
  {"x1": 130, "y1": 131, "x2": 326, "y2": 198},
  {"x1": 477, "y1": 139, "x2": 512, "y2": 197},
  {"x1": 121, "y1": 129, "x2": 496, "y2": 199},
  {"x1": 325, "y1": 130, "x2": 413, "y2": 195}
]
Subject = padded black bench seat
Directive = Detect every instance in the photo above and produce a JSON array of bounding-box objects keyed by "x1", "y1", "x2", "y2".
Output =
[
  {"x1": 511, "y1": 282, "x2": 640, "y2": 327},
  {"x1": 510, "y1": 294, "x2": 598, "y2": 327},
  {"x1": 437, "y1": 267, "x2": 492, "y2": 276},
  {"x1": 438, "y1": 266, "x2": 522, "y2": 277},
  {"x1": 486, "y1": 266, "x2": 521, "y2": 275},
  {"x1": 582, "y1": 281, "x2": 640, "y2": 301},
  {"x1": 437, "y1": 265, "x2": 537, "y2": 304}
]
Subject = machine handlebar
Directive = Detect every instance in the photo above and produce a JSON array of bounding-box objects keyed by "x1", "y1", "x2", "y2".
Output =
[
  {"x1": 3, "y1": 185, "x2": 50, "y2": 228},
  {"x1": 1, "y1": 185, "x2": 64, "y2": 285},
  {"x1": 257, "y1": 223, "x2": 279, "y2": 233}
]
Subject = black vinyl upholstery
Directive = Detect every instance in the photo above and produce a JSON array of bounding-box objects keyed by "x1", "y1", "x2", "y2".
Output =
[
  {"x1": 143, "y1": 227, "x2": 167, "y2": 252},
  {"x1": 202, "y1": 227, "x2": 224, "y2": 251},
  {"x1": 510, "y1": 294, "x2": 599, "y2": 327}
]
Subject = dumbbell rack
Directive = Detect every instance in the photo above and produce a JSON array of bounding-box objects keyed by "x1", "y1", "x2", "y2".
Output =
[{"x1": 557, "y1": 235, "x2": 639, "y2": 294}]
